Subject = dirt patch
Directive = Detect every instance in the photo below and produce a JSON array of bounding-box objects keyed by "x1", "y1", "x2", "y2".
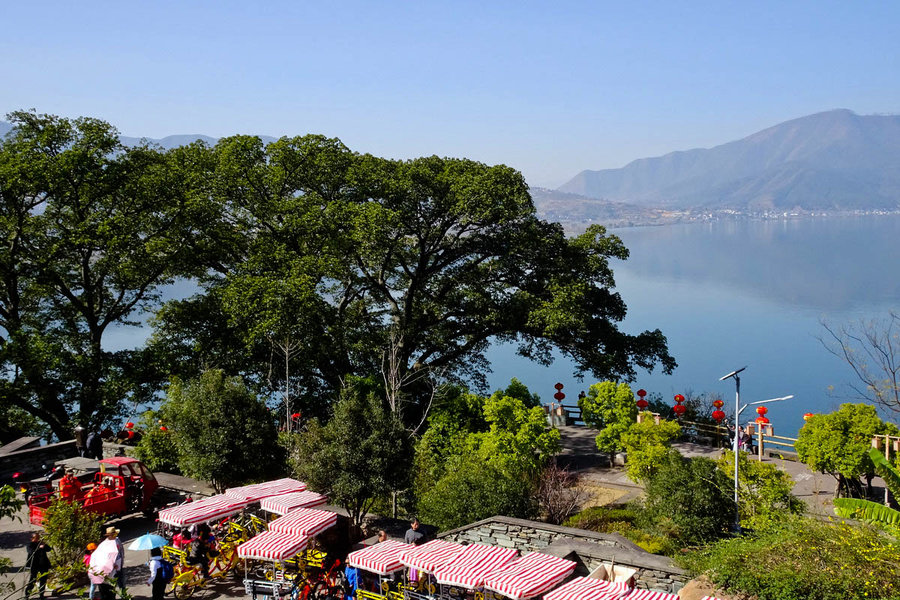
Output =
[{"x1": 579, "y1": 482, "x2": 629, "y2": 508}]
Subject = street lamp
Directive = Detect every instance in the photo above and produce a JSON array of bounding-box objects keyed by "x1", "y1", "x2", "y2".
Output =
[{"x1": 719, "y1": 366, "x2": 794, "y2": 531}]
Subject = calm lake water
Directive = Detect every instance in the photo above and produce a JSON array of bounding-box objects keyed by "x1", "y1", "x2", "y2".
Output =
[
  {"x1": 109, "y1": 215, "x2": 900, "y2": 437},
  {"x1": 486, "y1": 215, "x2": 900, "y2": 437}
]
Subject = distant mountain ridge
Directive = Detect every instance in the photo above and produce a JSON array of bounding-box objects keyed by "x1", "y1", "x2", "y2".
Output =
[
  {"x1": 559, "y1": 109, "x2": 900, "y2": 211},
  {"x1": 0, "y1": 121, "x2": 276, "y2": 150}
]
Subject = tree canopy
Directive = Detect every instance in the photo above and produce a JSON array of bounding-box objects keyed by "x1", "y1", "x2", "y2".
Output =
[{"x1": 579, "y1": 381, "x2": 639, "y2": 460}]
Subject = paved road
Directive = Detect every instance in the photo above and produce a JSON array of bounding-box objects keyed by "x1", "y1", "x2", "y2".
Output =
[{"x1": 555, "y1": 425, "x2": 843, "y2": 514}]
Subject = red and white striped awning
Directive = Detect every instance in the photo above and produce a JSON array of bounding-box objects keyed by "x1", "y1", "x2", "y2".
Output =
[
  {"x1": 224, "y1": 478, "x2": 307, "y2": 503},
  {"x1": 259, "y1": 491, "x2": 328, "y2": 515},
  {"x1": 483, "y1": 553, "x2": 577, "y2": 600},
  {"x1": 625, "y1": 590, "x2": 679, "y2": 600},
  {"x1": 400, "y1": 539, "x2": 466, "y2": 573},
  {"x1": 432, "y1": 543, "x2": 518, "y2": 589},
  {"x1": 544, "y1": 577, "x2": 631, "y2": 600},
  {"x1": 237, "y1": 530, "x2": 309, "y2": 561},
  {"x1": 268, "y1": 507, "x2": 337, "y2": 537},
  {"x1": 347, "y1": 540, "x2": 413, "y2": 575},
  {"x1": 157, "y1": 494, "x2": 250, "y2": 527}
]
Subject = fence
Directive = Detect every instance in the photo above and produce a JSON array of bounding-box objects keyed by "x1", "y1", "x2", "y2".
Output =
[{"x1": 636, "y1": 414, "x2": 800, "y2": 459}]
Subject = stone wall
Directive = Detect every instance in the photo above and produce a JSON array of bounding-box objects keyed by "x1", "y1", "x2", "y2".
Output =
[
  {"x1": 0, "y1": 440, "x2": 78, "y2": 481},
  {"x1": 439, "y1": 516, "x2": 688, "y2": 595}
]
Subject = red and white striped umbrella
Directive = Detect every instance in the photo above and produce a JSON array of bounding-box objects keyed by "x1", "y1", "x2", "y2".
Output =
[
  {"x1": 544, "y1": 577, "x2": 630, "y2": 600},
  {"x1": 625, "y1": 590, "x2": 679, "y2": 600},
  {"x1": 400, "y1": 539, "x2": 466, "y2": 573},
  {"x1": 224, "y1": 478, "x2": 307, "y2": 503},
  {"x1": 483, "y1": 552, "x2": 577, "y2": 600},
  {"x1": 347, "y1": 540, "x2": 413, "y2": 575},
  {"x1": 237, "y1": 530, "x2": 310, "y2": 561},
  {"x1": 432, "y1": 543, "x2": 518, "y2": 589},
  {"x1": 158, "y1": 494, "x2": 250, "y2": 527},
  {"x1": 268, "y1": 507, "x2": 337, "y2": 537},
  {"x1": 260, "y1": 491, "x2": 329, "y2": 515}
]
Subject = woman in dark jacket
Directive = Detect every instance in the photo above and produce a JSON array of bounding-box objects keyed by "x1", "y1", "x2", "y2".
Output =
[{"x1": 25, "y1": 532, "x2": 52, "y2": 599}]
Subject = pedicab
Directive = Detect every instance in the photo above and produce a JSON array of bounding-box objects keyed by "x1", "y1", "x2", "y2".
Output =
[
  {"x1": 157, "y1": 494, "x2": 253, "y2": 598},
  {"x1": 481, "y1": 553, "x2": 576, "y2": 600},
  {"x1": 260, "y1": 491, "x2": 329, "y2": 516},
  {"x1": 543, "y1": 577, "x2": 680, "y2": 600},
  {"x1": 226, "y1": 478, "x2": 308, "y2": 504},
  {"x1": 242, "y1": 507, "x2": 342, "y2": 599},
  {"x1": 346, "y1": 540, "x2": 413, "y2": 600},
  {"x1": 398, "y1": 540, "x2": 465, "y2": 598},
  {"x1": 431, "y1": 544, "x2": 518, "y2": 600},
  {"x1": 237, "y1": 530, "x2": 311, "y2": 599}
]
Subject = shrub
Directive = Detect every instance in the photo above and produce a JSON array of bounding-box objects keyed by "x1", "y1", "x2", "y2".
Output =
[
  {"x1": 641, "y1": 451, "x2": 735, "y2": 546},
  {"x1": 132, "y1": 410, "x2": 180, "y2": 473},
  {"x1": 42, "y1": 498, "x2": 105, "y2": 572},
  {"x1": 620, "y1": 416, "x2": 681, "y2": 482},
  {"x1": 715, "y1": 450, "x2": 804, "y2": 527},
  {"x1": 680, "y1": 516, "x2": 900, "y2": 600}
]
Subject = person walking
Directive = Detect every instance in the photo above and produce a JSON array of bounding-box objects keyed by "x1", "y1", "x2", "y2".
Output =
[
  {"x1": 25, "y1": 533, "x2": 52, "y2": 599},
  {"x1": 404, "y1": 518, "x2": 424, "y2": 546}
]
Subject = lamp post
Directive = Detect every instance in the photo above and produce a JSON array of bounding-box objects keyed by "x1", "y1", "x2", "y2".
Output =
[{"x1": 719, "y1": 366, "x2": 794, "y2": 532}]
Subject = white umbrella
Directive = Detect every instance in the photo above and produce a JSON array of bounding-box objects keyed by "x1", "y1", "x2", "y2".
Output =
[{"x1": 88, "y1": 539, "x2": 119, "y2": 585}]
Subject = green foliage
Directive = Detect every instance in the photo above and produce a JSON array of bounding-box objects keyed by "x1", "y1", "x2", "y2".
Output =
[
  {"x1": 414, "y1": 384, "x2": 558, "y2": 530},
  {"x1": 833, "y1": 447, "x2": 900, "y2": 534},
  {"x1": 132, "y1": 410, "x2": 180, "y2": 474},
  {"x1": 42, "y1": 497, "x2": 105, "y2": 570},
  {"x1": 562, "y1": 504, "x2": 677, "y2": 555},
  {"x1": 680, "y1": 516, "x2": 900, "y2": 600},
  {"x1": 620, "y1": 415, "x2": 681, "y2": 482},
  {"x1": 579, "y1": 381, "x2": 638, "y2": 459},
  {"x1": 287, "y1": 378, "x2": 413, "y2": 527},
  {"x1": 0, "y1": 111, "x2": 204, "y2": 438},
  {"x1": 716, "y1": 450, "x2": 804, "y2": 527},
  {"x1": 163, "y1": 370, "x2": 285, "y2": 491},
  {"x1": 416, "y1": 456, "x2": 534, "y2": 531},
  {"x1": 641, "y1": 451, "x2": 736, "y2": 546},
  {"x1": 795, "y1": 403, "x2": 899, "y2": 496},
  {"x1": 0, "y1": 484, "x2": 23, "y2": 521},
  {"x1": 499, "y1": 378, "x2": 542, "y2": 408}
]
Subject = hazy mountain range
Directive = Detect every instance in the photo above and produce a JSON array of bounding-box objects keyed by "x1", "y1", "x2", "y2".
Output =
[
  {"x1": 558, "y1": 109, "x2": 900, "y2": 212},
  {"x1": 4, "y1": 109, "x2": 899, "y2": 226}
]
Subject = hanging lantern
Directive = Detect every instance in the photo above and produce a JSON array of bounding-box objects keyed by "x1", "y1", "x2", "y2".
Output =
[
  {"x1": 159, "y1": 425, "x2": 168, "y2": 432},
  {"x1": 756, "y1": 415, "x2": 770, "y2": 425},
  {"x1": 636, "y1": 398, "x2": 649, "y2": 410},
  {"x1": 674, "y1": 394, "x2": 685, "y2": 403},
  {"x1": 291, "y1": 412, "x2": 301, "y2": 420},
  {"x1": 713, "y1": 399, "x2": 724, "y2": 409},
  {"x1": 712, "y1": 409, "x2": 726, "y2": 423},
  {"x1": 755, "y1": 405, "x2": 769, "y2": 424},
  {"x1": 554, "y1": 382, "x2": 565, "y2": 402},
  {"x1": 126, "y1": 430, "x2": 135, "y2": 439},
  {"x1": 125, "y1": 422, "x2": 135, "y2": 429},
  {"x1": 637, "y1": 389, "x2": 647, "y2": 398},
  {"x1": 803, "y1": 412, "x2": 814, "y2": 421},
  {"x1": 673, "y1": 403, "x2": 686, "y2": 416}
]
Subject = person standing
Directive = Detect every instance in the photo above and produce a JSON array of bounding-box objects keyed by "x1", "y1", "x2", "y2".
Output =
[
  {"x1": 147, "y1": 547, "x2": 167, "y2": 600},
  {"x1": 404, "y1": 518, "x2": 425, "y2": 546},
  {"x1": 74, "y1": 425, "x2": 87, "y2": 457},
  {"x1": 25, "y1": 533, "x2": 52, "y2": 599}
]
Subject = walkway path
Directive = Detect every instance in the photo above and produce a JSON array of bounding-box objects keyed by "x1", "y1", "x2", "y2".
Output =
[{"x1": 555, "y1": 425, "x2": 839, "y2": 514}]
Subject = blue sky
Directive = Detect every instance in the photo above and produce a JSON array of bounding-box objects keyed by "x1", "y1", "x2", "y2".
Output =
[{"x1": 3, "y1": 1, "x2": 898, "y2": 187}]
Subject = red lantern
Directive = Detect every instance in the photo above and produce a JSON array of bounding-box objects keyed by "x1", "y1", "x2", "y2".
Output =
[
  {"x1": 713, "y1": 399, "x2": 724, "y2": 409},
  {"x1": 712, "y1": 409, "x2": 726, "y2": 422},
  {"x1": 126, "y1": 430, "x2": 135, "y2": 439},
  {"x1": 637, "y1": 389, "x2": 647, "y2": 398},
  {"x1": 554, "y1": 382, "x2": 564, "y2": 390},
  {"x1": 755, "y1": 416, "x2": 770, "y2": 425},
  {"x1": 756, "y1": 406, "x2": 768, "y2": 417},
  {"x1": 803, "y1": 412, "x2": 814, "y2": 421},
  {"x1": 672, "y1": 404, "x2": 686, "y2": 416},
  {"x1": 125, "y1": 422, "x2": 135, "y2": 429},
  {"x1": 159, "y1": 425, "x2": 168, "y2": 432},
  {"x1": 674, "y1": 394, "x2": 685, "y2": 403},
  {"x1": 291, "y1": 412, "x2": 301, "y2": 420},
  {"x1": 636, "y1": 399, "x2": 649, "y2": 410}
]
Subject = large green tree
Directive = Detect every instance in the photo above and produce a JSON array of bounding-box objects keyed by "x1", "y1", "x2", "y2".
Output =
[
  {"x1": 150, "y1": 137, "x2": 676, "y2": 421},
  {"x1": 0, "y1": 111, "x2": 203, "y2": 437},
  {"x1": 579, "y1": 381, "x2": 639, "y2": 463}
]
